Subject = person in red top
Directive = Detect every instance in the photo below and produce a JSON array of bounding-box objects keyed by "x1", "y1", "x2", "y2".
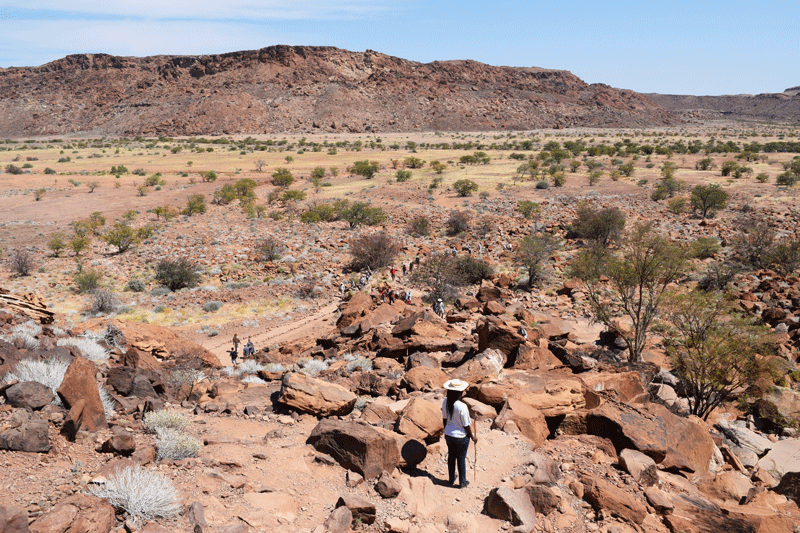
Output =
[{"x1": 390, "y1": 267, "x2": 396, "y2": 281}]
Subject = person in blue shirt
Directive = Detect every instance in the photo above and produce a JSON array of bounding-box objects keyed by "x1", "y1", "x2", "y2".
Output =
[{"x1": 442, "y1": 379, "x2": 477, "y2": 488}]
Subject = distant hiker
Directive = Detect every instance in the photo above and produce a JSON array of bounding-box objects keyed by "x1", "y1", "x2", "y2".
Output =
[
  {"x1": 232, "y1": 333, "x2": 241, "y2": 352},
  {"x1": 466, "y1": 244, "x2": 472, "y2": 255},
  {"x1": 228, "y1": 346, "x2": 239, "y2": 367},
  {"x1": 435, "y1": 298, "x2": 445, "y2": 318},
  {"x1": 415, "y1": 255, "x2": 420, "y2": 267},
  {"x1": 451, "y1": 247, "x2": 457, "y2": 257},
  {"x1": 478, "y1": 242, "x2": 483, "y2": 254},
  {"x1": 518, "y1": 325, "x2": 528, "y2": 340},
  {"x1": 390, "y1": 267, "x2": 396, "y2": 281},
  {"x1": 359, "y1": 276, "x2": 366, "y2": 288},
  {"x1": 365, "y1": 269, "x2": 372, "y2": 282},
  {"x1": 388, "y1": 290, "x2": 395, "y2": 304},
  {"x1": 351, "y1": 279, "x2": 357, "y2": 289},
  {"x1": 405, "y1": 289, "x2": 412, "y2": 305},
  {"x1": 409, "y1": 262, "x2": 414, "y2": 274},
  {"x1": 244, "y1": 337, "x2": 255, "y2": 357},
  {"x1": 339, "y1": 282, "x2": 346, "y2": 297},
  {"x1": 402, "y1": 263, "x2": 407, "y2": 276},
  {"x1": 442, "y1": 379, "x2": 476, "y2": 488}
]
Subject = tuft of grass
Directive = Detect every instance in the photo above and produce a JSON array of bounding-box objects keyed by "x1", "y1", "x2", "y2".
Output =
[
  {"x1": 57, "y1": 336, "x2": 109, "y2": 363},
  {"x1": 89, "y1": 464, "x2": 182, "y2": 524},
  {"x1": 142, "y1": 410, "x2": 190, "y2": 434},
  {"x1": 3, "y1": 357, "x2": 70, "y2": 405},
  {"x1": 155, "y1": 428, "x2": 202, "y2": 461}
]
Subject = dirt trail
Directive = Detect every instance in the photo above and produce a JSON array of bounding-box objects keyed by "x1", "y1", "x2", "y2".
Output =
[{"x1": 201, "y1": 301, "x2": 341, "y2": 366}]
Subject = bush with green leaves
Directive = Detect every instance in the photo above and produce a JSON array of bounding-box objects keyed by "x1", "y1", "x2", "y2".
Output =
[
  {"x1": 89, "y1": 464, "x2": 181, "y2": 524},
  {"x1": 396, "y1": 169, "x2": 412, "y2": 182},
  {"x1": 335, "y1": 200, "x2": 387, "y2": 228},
  {"x1": 183, "y1": 194, "x2": 207, "y2": 216},
  {"x1": 48, "y1": 232, "x2": 68, "y2": 257},
  {"x1": 155, "y1": 258, "x2": 200, "y2": 291},
  {"x1": 452, "y1": 179, "x2": 478, "y2": 197},
  {"x1": 453, "y1": 256, "x2": 494, "y2": 284},
  {"x1": 101, "y1": 222, "x2": 139, "y2": 253},
  {"x1": 690, "y1": 237, "x2": 721, "y2": 259},
  {"x1": 517, "y1": 200, "x2": 542, "y2": 220},
  {"x1": 348, "y1": 160, "x2": 380, "y2": 179},
  {"x1": 690, "y1": 183, "x2": 728, "y2": 218},
  {"x1": 567, "y1": 204, "x2": 626, "y2": 247},
  {"x1": 73, "y1": 268, "x2": 103, "y2": 293},
  {"x1": 126, "y1": 279, "x2": 146, "y2": 292},
  {"x1": 667, "y1": 197, "x2": 686, "y2": 214},
  {"x1": 255, "y1": 236, "x2": 282, "y2": 262}
]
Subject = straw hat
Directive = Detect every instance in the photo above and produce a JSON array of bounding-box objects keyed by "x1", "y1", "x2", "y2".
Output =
[{"x1": 443, "y1": 379, "x2": 469, "y2": 392}]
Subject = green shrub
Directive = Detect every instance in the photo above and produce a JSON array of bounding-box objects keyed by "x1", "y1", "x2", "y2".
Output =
[
  {"x1": 535, "y1": 180, "x2": 550, "y2": 189},
  {"x1": 691, "y1": 237, "x2": 721, "y2": 259},
  {"x1": 453, "y1": 256, "x2": 494, "y2": 284},
  {"x1": 155, "y1": 258, "x2": 200, "y2": 291},
  {"x1": 396, "y1": 169, "x2": 412, "y2": 182},
  {"x1": 452, "y1": 179, "x2": 478, "y2": 196},
  {"x1": 202, "y1": 301, "x2": 223, "y2": 312},
  {"x1": 183, "y1": 194, "x2": 206, "y2": 216},
  {"x1": 667, "y1": 197, "x2": 686, "y2": 214},
  {"x1": 126, "y1": 279, "x2": 146, "y2": 292}
]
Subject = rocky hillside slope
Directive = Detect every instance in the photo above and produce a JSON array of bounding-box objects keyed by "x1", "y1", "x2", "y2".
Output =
[
  {"x1": 0, "y1": 45, "x2": 678, "y2": 136},
  {"x1": 647, "y1": 88, "x2": 800, "y2": 124}
]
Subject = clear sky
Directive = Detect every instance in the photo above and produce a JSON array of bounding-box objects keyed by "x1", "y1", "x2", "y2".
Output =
[{"x1": 0, "y1": 0, "x2": 797, "y2": 96}]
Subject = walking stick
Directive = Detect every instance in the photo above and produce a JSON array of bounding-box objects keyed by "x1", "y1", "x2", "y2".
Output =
[{"x1": 472, "y1": 420, "x2": 477, "y2": 482}]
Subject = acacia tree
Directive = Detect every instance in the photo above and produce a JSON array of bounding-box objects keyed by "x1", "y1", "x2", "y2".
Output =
[
  {"x1": 516, "y1": 233, "x2": 560, "y2": 288},
  {"x1": 690, "y1": 183, "x2": 728, "y2": 218},
  {"x1": 663, "y1": 290, "x2": 773, "y2": 420},
  {"x1": 348, "y1": 232, "x2": 399, "y2": 271},
  {"x1": 571, "y1": 224, "x2": 686, "y2": 362}
]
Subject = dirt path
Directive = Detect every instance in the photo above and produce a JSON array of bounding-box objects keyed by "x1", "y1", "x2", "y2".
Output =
[{"x1": 201, "y1": 301, "x2": 341, "y2": 366}]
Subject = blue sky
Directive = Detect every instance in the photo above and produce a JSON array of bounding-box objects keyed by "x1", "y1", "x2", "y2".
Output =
[{"x1": 0, "y1": 0, "x2": 797, "y2": 95}]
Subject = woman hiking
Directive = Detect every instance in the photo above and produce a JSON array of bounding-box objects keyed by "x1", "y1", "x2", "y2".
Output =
[{"x1": 442, "y1": 379, "x2": 477, "y2": 488}]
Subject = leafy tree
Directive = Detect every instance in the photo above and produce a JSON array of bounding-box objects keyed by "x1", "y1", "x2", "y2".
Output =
[
  {"x1": 280, "y1": 189, "x2": 306, "y2": 204},
  {"x1": 453, "y1": 256, "x2": 494, "y2": 284},
  {"x1": 690, "y1": 184, "x2": 728, "y2": 218},
  {"x1": 663, "y1": 290, "x2": 774, "y2": 420},
  {"x1": 336, "y1": 200, "x2": 387, "y2": 228},
  {"x1": 404, "y1": 157, "x2": 424, "y2": 169},
  {"x1": 571, "y1": 224, "x2": 687, "y2": 362},
  {"x1": 720, "y1": 160, "x2": 739, "y2": 177},
  {"x1": 396, "y1": 169, "x2": 412, "y2": 182},
  {"x1": 568, "y1": 204, "x2": 625, "y2": 247},
  {"x1": 695, "y1": 158, "x2": 715, "y2": 171},
  {"x1": 430, "y1": 161, "x2": 446, "y2": 174},
  {"x1": 152, "y1": 205, "x2": 178, "y2": 221},
  {"x1": 271, "y1": 168, "x2": 294, "y2": 188},
  {"x1": 201, "y1": 170, "x2": 218, "y2": 182},
  {"x1": 776, "y1": 171, "x2": 798, "y2": 187},
  {"x1": 213, "y1": 184, "x2": 238, "y2": 205},
  {"x1": 110, "y1": 165, "x2": 129, "y2": 177},
  {"x1": 70, "y1": 235, "x2": 90, "y2": 257},
  {"x1": 619, "y1": 162, "x2": 635, "y2": 177},
  {"x1": 348, "y1": 160, "x2": 380, "y2": 179},
  {"x1": 183, "y1": 194, "x2": 207, "y2": 216},
  {"x1": 587, "y1": 170, "x2": 602, "y2": 186},
  {"x1": 348, "y1": 232, "x2": 399, "y2": 271},
  {"x1": 48, "y1": 232, "x2": 68, "y2": 257},
  {"x1": 731, "y1": 216, "x2": 774, "y2": 268},
  {"x1": 311, "y1": 166, "x2": 326, "y2": 180},
  {"x1": 516, "y1": 233, "x2": 560, "y2": 288},
  {"x1": 101, "y1": 222, "x2": 138, "y2": 253},
  {"x1": 155, "y1": 258, "x2": 200, "y2": 291},
  {"x1": 452, "y1": 179, "x2": 478, "y2": 197}
]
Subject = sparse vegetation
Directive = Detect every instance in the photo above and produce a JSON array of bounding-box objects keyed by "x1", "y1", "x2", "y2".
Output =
[
  {"x1": 348, "y1": 232, "x2": 400, "y2": 271},
  {"x1": 155, "y1": 258, "x2": 200, "y2": 291}
]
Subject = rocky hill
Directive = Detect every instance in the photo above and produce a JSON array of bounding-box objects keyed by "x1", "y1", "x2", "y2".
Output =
[
  {"x1": 647, "y1": 88, "x2": 800, "y2": 124},
  {"x1": 0, "y1": 45, "x2": 679, "y2": 136}
]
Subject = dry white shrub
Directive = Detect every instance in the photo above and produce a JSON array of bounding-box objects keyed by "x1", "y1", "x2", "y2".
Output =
[
  {"x1": 89, "y1": 464, "x2": 182, "y2": 523},
  {"x1": 142, "y1": 410, "x2": 190, "y2": 434},
  {"x1": 155, "y1": 428, "x2": 202, "y2": 461}
]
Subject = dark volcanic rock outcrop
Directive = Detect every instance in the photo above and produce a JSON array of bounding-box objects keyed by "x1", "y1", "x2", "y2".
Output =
[{"x1": 0, "y1": 45, "x2": 678, "y2": 136}]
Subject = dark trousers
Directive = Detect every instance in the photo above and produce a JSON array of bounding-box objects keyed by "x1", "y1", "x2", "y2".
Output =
[{"x1": 445, "y1": 435, "x2": 470, "y2": 486}]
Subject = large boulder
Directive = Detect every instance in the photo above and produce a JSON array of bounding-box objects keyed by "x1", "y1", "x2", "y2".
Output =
[
  {"x1": 774, "y1": 471, "x2": 800, "y2": 504},
  {"x1": 5, "y1": 381, "x2": 54, "y2": 410},
  {"x1": 0, "y1": 505, "x2": 29, "y2": 533},
  {"x1": 450, "y1": 348, "x2": 506, "y2": 384},
  {"x1": 697, "y1": 471, "x2": 753, "y2": 504},
  {"x1": 715, "y1": 419, "x2": 773, "y2": 457},
  {"x1": 307, "y1": 419, "x2": 400, "y2": 479},
  {"x1": 485, "y1": 486, "x2": 537, "y2": 529},
  {"x1": 474, "y1": 370, "x2": 585, "y2": 416},
  {"x1": 579, "y1": 472, "x2": 647, "y2": 525},
  {"x1": 579, "y1": 371, "x2": 647, "y2": 404},
  {"x1": 395, "y1": 398, "x2": 444, "y2": 442},
  {"x1": 513, "y1": 342, "x2": 562, "y2": 371},
  {"x1": 619, "y1": 448, "x2": 658, "y2": 487},
  {"x1": 279, "y1": 371, "x2": 357, "y2": 417},
  {"x1": 0, "y1": 418, "x2": 50, "y2": 452},
  {"x1": 492, "y1": 398, "x2": 548, "y2": 447},
  {"x1": 57, "y1": 356, "x2": 107, "y2": 432},
  {"x1": 337, "y1": 291, "x2": 373, "y2": 329},
  {"x1": 29, "y1": 493, "x2": 114, "y2": 533},
  {"x1": 757, "y1": 438, "x2": 800, "y2": 477},
  {"x1": 402, "y1": 366, "x2": 448, "y2": 392},
  {"x1": 476, "y1": 316, "x2": 527, "y2": 357},
  {"x1": 587, "y1": 401, "x2": 714, "y2": 474}
]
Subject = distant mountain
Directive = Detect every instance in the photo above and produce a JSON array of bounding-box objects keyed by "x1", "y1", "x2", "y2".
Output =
[
  {"x1": 0, "y1": 45, "x2": 678, "y2": 136},
  {"x1": 646, "y1": 89, "x2": 800, "y2": 124}
]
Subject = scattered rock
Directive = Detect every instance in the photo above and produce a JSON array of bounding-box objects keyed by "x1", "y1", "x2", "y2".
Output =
[
  {"x1": 307, "y1": 419, "x2": 400, "y2": 479},
  {"x1": 279, "y1": 371, "x2": 357, "y2": 417}
]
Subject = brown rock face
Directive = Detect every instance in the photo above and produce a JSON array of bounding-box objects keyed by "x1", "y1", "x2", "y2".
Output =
[
  {"x1": 29, "y1": 493, "x2": 115, "y2": 533},
  {"x1": 579, "y1": 472, "x2": 647, "y2": 525},
  {"x1": 395, "y1": 398, "x2": 444, "y2": 442},
  {"x1": 307, "y1": 419, "x2": 401, "y2": 479},
  {"x1": 5, "y1": 381, "x2": 54, "y2": 410},
  {"x1": 0, "y1": 46, "x2": 678, "y2": 137},
  {"x1": 485, "y1": 486, "x2": 537, "y2": 528},
  {"x1": 57, "y1": 356, "x2": 108, "y2": 432},
  {"x1": 278, "y1": 371, "x2": 356, "y2": 417},
  {"x1": 0, "y1": 505, "x2": 29, "y2": 533},
  {"x1": 492, "y1": 398, "x2": 549, "y2": 447},
  {"x1": 0, "y1": 418, "x2": 49, "y2": 453}
]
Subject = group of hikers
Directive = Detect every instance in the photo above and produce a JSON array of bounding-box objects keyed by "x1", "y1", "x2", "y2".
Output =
[{"x1": 227, "y1": 333, "x2": 255, "y2": 366}]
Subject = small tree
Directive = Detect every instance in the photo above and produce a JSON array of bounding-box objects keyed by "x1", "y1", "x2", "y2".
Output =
[
  {"x1": 86, "y1": 180, "x2": 100, "y2": 193},
  {"x1": 695, "y1": 157, "x2": 715, "y2": 171},
  {"x1": 48, "y1": 232, "x2": 68, "y2": 257},
  {"x1": 155, "y1": 258, "x2": 200, "y2": 291},
  {"x1": 70, "y1": 236, "x2": 90, "y2": 257},
  {"x1": 271, "y1": 168, "x2": 294, "y2": 188},
  {"x1": 337, "y1": 201, "x2": 387, "y2": 228},
  {"x1": 731, "y1": 216, "x2": 774, "y2": 268},
  {"x1": 34, "y1": 188, "x2": 46, "y2": 201},
  {"x1": 255, "y1": 237, "x2": 281, "y2": 262},
  {"x1": 446, "y1": 210, "x2": 471, "y2": 236},
  {"x1": 348, "y1": 160, "x2": 380, "y2": 179},
  {"x1": 396, "y1": 169, "x2": 412, "y2": 182},
  {"x1": 348, "y1": 232, "x2": 399, "y2": 271},
  {"x1": 183, "y1": 194, "x2": 207, "y2": 216},
  {"x1": 101, "y1": 222, "x2": 139, "y2": 253},
  {"x1": 407, "y1": 215, "x2": 431, "y2": 236},
  {"x1": 9, "y1": 249, "x2": 34, "y2": 276},
  {"x1": 517, "y1": 200, "x2": 542, "y2": 220},
  {"x1": 663, "y1": 290, "x2": 774, "y2": 420},
  {"x1": 201, "y1": 170, "x2": 218, "y2": 183},
  {"x1": 311, "y1": 166, "x2": 326, "y2": 180},
  {"x1": 452, "y1": 179, "x2": 478, "y2": 197},
  {"x1": 568, "y1": 204, "x2": 626, "y2": 247},
  {"x1": 516, "y1": 233, "x2": 560, "y2": 288},
  {"x1": 690, "y1": 184, "x2": 728, "y2": 218},
  {"x1": 571, "y1": 224, "x2": 687, "y2": 362},
  {"x1": 430, "y1": 161, "x2": 446, "y2": 174},
  {"x1": 765, "y1": 237, "x2": 800, "y2": 276},
  {"x1": 255, "y1": 159, "x2": 266, "y2": 172}
]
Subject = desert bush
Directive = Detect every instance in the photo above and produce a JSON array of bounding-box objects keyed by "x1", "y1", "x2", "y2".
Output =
[
  {"x1": 101, "y1": 222, "x2": 139, "y2": 253},
  {"x1": 255, "y1": 236, "x2": 282, "y2": 262},
  {"x1": 567, "y1": 205, "x2": 626, "y2": 246},
  {"x1": 776, "y1": 171, "x2": 798, "y2": 187},
  {"x1": 765, "y1": 237, "x2": 800, "y2": 276},
  {"x1": 445, "y1": 210, "x2": 471, "y2": 236},
  {"x1": 536, "y1": 180, "x2": 551, "y2": 189},
  {"x1": 696, "y1": 261, "x2": 745, "y2": 291},
  {"x1": 336, "y1": 200, "x2": 387, "y2": 228},
  {"x1": 516, "y1": 233, "x2": 561, "y2": 288},
  {"x1": 295, "y1": 359, "x2": 328, "y2": 377},
  {"x1": 155, "y1": 258, "x2": 200, "y2": 291},
  {"x1": 731, "y1": 217, "x2": 774, "y2": 268},
  {"x1": 755, "y1": 173, "x2": 769, "y2": 183},
  {"x1": 143, "y1": 410, "x2": 190, "y2": 434},
  {"x1": 297, "y1": 279, "x2": 322, "y2": 300},
  {"x1": 34, "y1": 188, "x2": 46, "y2": 201},
  {"x1": 452, "y1": 179, "x2": 478, "y2": 197},
  {"x1": 48, "y1": 232, "x2": 68, "y2": 256},
  {"x1": 552, "y1": 172, "x2": 566, "y2": 187},
  {"x1": 126, "y1": 279, "x2": 146, "y2": 292},
  {"x1": 3, "y1": 356, "x2": 70, "y2": 403},
  {"x1": 241, "y1": 375, "x2": 267, "y2": 384},
  {"x1": 99, "y1": 386, "x2": 115, "y2": 418},
  {"x1": 695, "y1": 157, "x2": 715, "y2": 171},
  {"x1": 720, "y1": 160, "x2": 739, "y2": 176},
  {"x1": 9, "y1": 249, "x2": 35, "y2": 276},
  {"x1": 348, "y1": 232, "x2": 400, "y2": 271},
  {"x1": 202, "y1": 301, "x2": 223, "y2": 312},
  {"x1": 690, "y1": 184, "x2": 728, "y2": 218},
  {"x1": 155, "y1": 428, "x2": 202, "y2": 461},
  {"x1": 57, "y1": 336, "x2": 110, "y2": 363},
  {"x1": 200, "y1": 170, "x2": 217, "y2": 182},
  {"x1": 264, "y1": 363, "x2": 285, "y2": 373},
  {"x1": 5, "y1": 164, "x2": 23, "y2": 175},
  {"x1": 453, "y1": 256, "x2": 494, "y2": 284},
  {"x1": 89, "y1": 464, "x2": 181, "y2": 524},
  {"x1": 517, "y1": 200, "x2": 542, "y2": 220},
  {"x1": 183, "y1": 194, "x2": 206, "y2": 216},
  {"x1": 396, "y1": 169, "x2": 412, "y2": 182},
  {"x1": 236, "y1": 360, "x2": 266, "y2": 375},
  {"x1": 667, "y1": 197, "x2": 687, "y2": 214},
  {"x1": 690, "y1": 237, "x2": 721, "y2": 259},
  {"x1": 407, "y1": 215, "x2": 431, "y2": 236},
  {"x1": 348, "y1": 160, "x2": 380, "y2": 179},
  {"x1": 44, "y1": 167, "x2": 56, "y2": 174},
  {"x1": 74, "y1": 268, "x2": 103, "y2": 293},
  {"x1": 91, "y1": 289, "x2": 118, "y2": 314},
  {"x1": 345, "y1": 357, "x2": 373, "y2": 373}
]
